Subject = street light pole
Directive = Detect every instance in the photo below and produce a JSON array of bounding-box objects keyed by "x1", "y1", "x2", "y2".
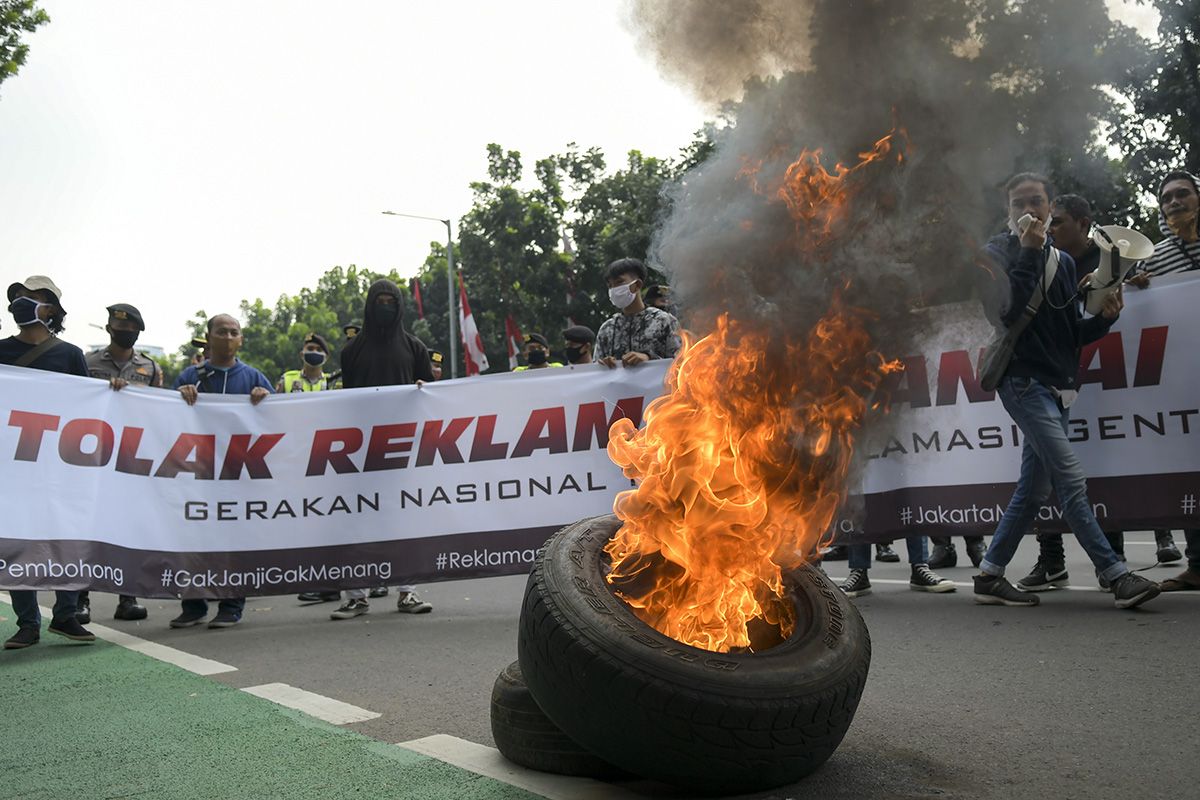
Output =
[{"x1": 381, "y1": 211, "x2": 459, "y2": 378}]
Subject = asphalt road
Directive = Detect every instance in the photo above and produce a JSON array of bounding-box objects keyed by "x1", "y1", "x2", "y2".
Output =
[{"x1": 82, "y1": 530, "x2": 1199, "y2": 800}]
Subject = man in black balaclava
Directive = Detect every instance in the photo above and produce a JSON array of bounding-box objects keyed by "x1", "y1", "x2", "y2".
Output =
[{"x1": 331, "y1": 279, "x2": 436, "y2": 620}]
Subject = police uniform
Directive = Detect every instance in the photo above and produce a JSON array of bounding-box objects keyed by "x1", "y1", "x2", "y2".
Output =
[
  {"x1": 85, "y1": 304, "x2": 162, "y2": 388},
  {"x1": 278, "y1": 332, "x2": 333, "y2": 392}
]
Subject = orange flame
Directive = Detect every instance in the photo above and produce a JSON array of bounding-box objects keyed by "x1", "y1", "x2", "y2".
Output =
[{"x1": 603, "y1": 128, "x2": 906, "y2": 653}]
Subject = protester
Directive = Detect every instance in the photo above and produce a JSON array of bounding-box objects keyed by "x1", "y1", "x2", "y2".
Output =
[
  {"x1": 839, "y1": 536, "x2": 956, "y2": 597},
  {"x1": 276, "y1": 332, "x2": 334, "y2": 393},
  {"x1": 563, "y1": 325, "x2": 595, "y2": 365},
  {"x1": 596, "y1": 258, "x2": 680, "y2": 367},
  {"x1": 79, "y1": 302, "x2": 160, "y2": 623},
  {"x1": 168, "y1": 314, "x2": 272, "y2": 629},
  {"x1": 927, "y1": 536, "x2": 986, "y2": 569},
  {"x1": 513, "y1": 333, "x2": 562, "y2": 371},
  {"x1": 1, "y1": 276, "x2": 95, "y2": 648},
  {"x1": 973, "y1": 173, "x2": 1159, "y2": 609},
  {"x1": 333, "y1": 279, "x2": 434, "y2": 619}
]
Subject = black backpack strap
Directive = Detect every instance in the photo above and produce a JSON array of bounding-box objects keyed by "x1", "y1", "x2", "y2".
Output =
[{"x1": 13, "y1": 336, "x2": 64, "y2": 368}]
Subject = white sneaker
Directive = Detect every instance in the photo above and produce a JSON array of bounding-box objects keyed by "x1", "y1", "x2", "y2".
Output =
[{"x1": 396, "y1": 591, "x2": 432, "y2": 614}]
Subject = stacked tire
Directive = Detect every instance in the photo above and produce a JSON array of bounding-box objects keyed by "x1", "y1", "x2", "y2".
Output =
[{"x1": 490, "y1": 514, "x2": 872, "y2": 795}]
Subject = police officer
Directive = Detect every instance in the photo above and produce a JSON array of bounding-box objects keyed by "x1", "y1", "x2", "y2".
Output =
[
  {"x1": 514, "y1": 333, "x2": 563, "y2": 371},
  {"x1": 562, "y1": 325, "x2": 595, "y2": 365},
  {"x1": 190, "y1": 335, "x2": 208, "y2": 367},
  {"x1": 429, "y1": 349, "x2": 444, "y2": 380},
  {"x1": 343, "y1": 321, "x2": 361, "y2": 342},
  {"x1": 276, "y1": 332, "x2": 333, "y2": 393},
  {"x1": 79, "y1": 303, "x2": 160, "y2": 623}
]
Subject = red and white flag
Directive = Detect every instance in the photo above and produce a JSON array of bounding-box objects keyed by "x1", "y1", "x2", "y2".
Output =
[
  {"x1": 458, "y1": 273, "x2": 490, "y2": 376},
  {"x1": 504, "y1": 315, "x2": 524, "y2": 371},
  {"x1": 412, "y1": 279, "x2": 425, "y2": 320}
]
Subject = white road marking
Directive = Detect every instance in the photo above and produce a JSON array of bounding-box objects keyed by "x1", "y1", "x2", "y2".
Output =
[
  {"x1": 0, "y1": 591, "x2": 236, "y2": 675},
  {"x1": 243, "y1": 682, "x2": 380, "y2": 725},
  {"x1": 398, "y1": 734, "x2": 646, "y2": 800}
]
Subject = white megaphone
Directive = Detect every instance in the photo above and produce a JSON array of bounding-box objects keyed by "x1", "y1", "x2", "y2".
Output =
[{"x1": 1084, "y1": 225, "x2": 1154, "y2": 315}]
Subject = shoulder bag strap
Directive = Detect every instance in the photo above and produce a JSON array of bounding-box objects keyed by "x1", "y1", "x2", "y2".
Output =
[
  {"x1": 13, "y1": 336, "x2": 64, "y2": 368},
  {"x1": 1004, "y1": 248, "x2": 1060, "y2": 343}
]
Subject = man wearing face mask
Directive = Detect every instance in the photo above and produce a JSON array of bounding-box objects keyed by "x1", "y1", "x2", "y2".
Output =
[
  {"x1": 79, "y1": 303, "x2": 160, "y2": 624},
  {"x1": 513, "y1": 333, "x2": 562, "y2": 371},
  {"x1": 332, "y1": 279, "x2": 435, "y2": 619},
  {"x1": 596, "y1": 258, "x2": 680, "y2": 368},
  {"x1": 563, "y1": 325, "x2": 595, "y2": 366},
  {"x1": 1, "y1": 275, "x2": 95, "y2": 649},
  {"x1": 276, "y1": 332, "x2": 333, "y2": 393}
]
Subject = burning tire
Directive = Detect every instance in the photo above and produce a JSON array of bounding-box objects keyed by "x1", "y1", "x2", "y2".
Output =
[
  {"x1": 490, "y1": 660, "x2": 625, "y2": 779},
  {"x1": 518, "y1": 514, "x2": 871, "y2": 795}
]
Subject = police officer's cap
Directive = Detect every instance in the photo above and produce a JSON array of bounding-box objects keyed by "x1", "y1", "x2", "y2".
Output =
[
  {"x1": 191, "y1": 335, "x2": 208, "y2": 349},
  {"x1": 429, "y1": 350, "x2": 444, "y2": 364},
  {"x1": 106, "y1": 303, "x2": 145, "y2": 331},
  {"x1": 304, "y1": 332, "x2": 330, "y2": 353},
  {"x1": 343, "y1": 321, "x2": 362, "y2": 338},
  {"x1": 524, "y1": 332, "x2": 549, "y2": 348},
  {"x1": 562, "y1": 325, "x2": 595, "y2": 344}
]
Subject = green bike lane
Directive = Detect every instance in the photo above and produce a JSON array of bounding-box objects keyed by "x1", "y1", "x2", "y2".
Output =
[{"x1": 0, "y1": 600, "x2": 542, "y2": 800}]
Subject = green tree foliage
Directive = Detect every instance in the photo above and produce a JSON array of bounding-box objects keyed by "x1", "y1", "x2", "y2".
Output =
[
  {"x1": 179, "y1": 265, "x2": 416, "y2": 386},
  {"x1": 1114, "y1": 0, "x2": 1200, "y2": 207},
  {"x1": 0, "y1": 0, "x2": 48, "y2": 94}
]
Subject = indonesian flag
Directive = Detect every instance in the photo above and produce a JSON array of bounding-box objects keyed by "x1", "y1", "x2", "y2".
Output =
[
  {"x1": 458, "y1": 273, "x2": 489, "y2": 375},
  {"x1": 412, "y1": 279, "x2": 425, "y2": 319},
  {"x1": 504, "y1": 315, "x2": 524, "y2": 371}
]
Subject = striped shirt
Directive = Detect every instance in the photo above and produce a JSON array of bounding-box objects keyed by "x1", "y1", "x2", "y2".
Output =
[{"x1": 1141, "y1": 235, "x2": 1200, "y2": 277}]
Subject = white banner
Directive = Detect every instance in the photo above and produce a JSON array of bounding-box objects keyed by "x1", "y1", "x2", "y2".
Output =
[{"x1": 1, "y1": 274, "x2": 1197, "y2": 596}]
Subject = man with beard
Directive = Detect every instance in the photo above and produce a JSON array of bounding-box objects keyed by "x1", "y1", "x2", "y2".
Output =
[
  {"x1": 330, "y1": 279, "x2": 434, "y2": 620},
  {"x1": 972, "y1": 173, "x2": 1159, "y2": 609},
  {"x1": 79, "y1": 303, "x2": 159, "y2": 623}
]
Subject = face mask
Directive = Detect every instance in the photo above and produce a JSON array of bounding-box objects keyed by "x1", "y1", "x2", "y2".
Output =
[
  {"x1": 565, "y1": 344, "x2": 587, "y2": 364},
  {"x1": 375, "y1": 304, "x2": 400, "y2": 325},
  {"x1": 9, "y1": 296, "x2": 50, "y2": 328},
  {"x1": 527, "y1": 349, "x2": 548, "y2": 365},
  {"x1": 303, "y1": 351, "x2": 327, "y2": 366},
  {"x1": 111, "y1": 330, "x2": 139, "y2": 349},
  {"x1": 608, "y1": 281, "x2": 638, "y2": 310}
]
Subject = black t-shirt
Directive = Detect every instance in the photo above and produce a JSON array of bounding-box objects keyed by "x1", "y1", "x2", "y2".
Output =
[{"x1": 0, "y1": 336, "x2": 89, "y2": 376}]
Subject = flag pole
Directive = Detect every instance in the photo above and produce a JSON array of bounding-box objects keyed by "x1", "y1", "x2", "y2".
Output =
[{"x1": 444, "y1": 219, "x2": 459, "y2": 379}]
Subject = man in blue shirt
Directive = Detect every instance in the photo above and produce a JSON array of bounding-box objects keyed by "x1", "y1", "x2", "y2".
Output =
[{"x1": 169, "y1": 314, "x2": 272, "y2": 630}]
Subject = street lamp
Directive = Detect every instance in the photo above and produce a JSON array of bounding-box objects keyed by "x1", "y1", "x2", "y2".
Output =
[{"x1": 381, "y1": 211, "x2": 460, "y2": 379}]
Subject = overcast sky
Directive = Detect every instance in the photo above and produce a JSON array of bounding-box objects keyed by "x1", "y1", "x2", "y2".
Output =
[{"x1": 0, "y1": 1, "x2": 1157, "y2": 352}]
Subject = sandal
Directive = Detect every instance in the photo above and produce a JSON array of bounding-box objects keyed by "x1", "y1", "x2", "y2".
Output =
[{"x1": 1160, "y1": 569, "x2": 1200, "y2": 592}]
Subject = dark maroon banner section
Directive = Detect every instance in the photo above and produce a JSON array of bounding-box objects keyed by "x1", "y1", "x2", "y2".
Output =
[
  {"x1": 0, "y1": 526, "x2": 560, "y2": 598},
  {"x1": 839, "y1": 471, "x2": 1199, "y2": 544}
]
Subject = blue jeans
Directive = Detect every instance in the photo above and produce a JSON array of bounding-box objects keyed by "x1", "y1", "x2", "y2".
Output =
[
  {"x1": 8, "y1": 590, "x2": 79, "y2": 629},
  {"x1": 981, "y1": 376, "x2": 1127, "y2": 583},
  {"x1": 181, "y1": 598, "x2": 245, "y2": 618},
  {"x1": 848, "y1": 536, "x2": 929, "y2": 570}
]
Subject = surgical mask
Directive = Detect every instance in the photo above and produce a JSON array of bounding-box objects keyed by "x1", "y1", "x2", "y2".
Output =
[
  {"x1": 375, "y1": 304, "x2": 400, "y2": 325},
  {"x1": 608, "y1": 281, "x2": 638, "y2": 310},
  {"x1": 9, "y1": 296, "x2": 50, "y2": 328},
  {"x1": 565, "y1": 344, "x2": 587, "y2": 364},
  {"x1": 303, "y1": 351, "x2": 327, "y2": 366},
  {"x1": 527, "y1": 349, "x2": 548, "y2": 365},
  {"x1": 111, "y1": 330, "x2": 139, "y2": 349}
]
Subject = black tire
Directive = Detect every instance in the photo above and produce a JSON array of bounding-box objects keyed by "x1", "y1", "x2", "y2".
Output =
[
  {"x1": 518, "y1": 514, "x2": 871, "y2": 795},
  {"x1": 490, "y1": 660, "x2": 626, "y2": 779}
]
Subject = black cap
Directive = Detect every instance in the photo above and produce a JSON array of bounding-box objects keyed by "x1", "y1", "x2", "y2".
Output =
[
  {"x1": 524, "y1": 332, "x2": 549, "y2": 348},
  {"x1": 429, "y1": 350, "x2": 444, "y2": 364},
  {"x1": 191, "y1": 335, "x2": 208, "y2": 349},
  {"x1": 562, "y1": 325, "x2": 595, "y2": 344},
  {"x1": 303, "y1": 332, "x2": 329, "y2": 353},
  {"x1": 106, "y1": 303, "x2": 145, "y2": 331},
  {"x1": 343, "y1": 321, "x2": 362, "y2": 338},
  {"x1": 644, "y1": 284, "x2": 670, "y2": 304}
]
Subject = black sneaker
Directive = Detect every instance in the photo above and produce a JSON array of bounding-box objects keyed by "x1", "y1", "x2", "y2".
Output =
[
  {"x1": 47, "y1": 617, "x2": 96, "y2": 642},
  {"x1": 4, "y1": 627, "x2": 40, "y2": 649},
  {"x1": 910, "y1": 565, "x2": 956, "y2": 593},
  {"x1": 839, "y1": 569, "x2": 872, "y2": 597},
  {"x1": 823, "y1": 545, "x2": 848, "y2": 561},
  {"x1": 974, "y1": 574, "x2": 1039, "y2": 606},
  {"x1": 169, "y1": 611, "x2": 207, "y2": 628},
  {"x1": 965, "y1": 537, "x2": 987, "y2": 568},
  {"x1": 875, "y1": 543, "x2": 900, "y2": 563},
  {"x1": 1098, "y1": 574, "x2": 1112, "y2": 592},
  {"x1": 1155, "y1": 531, "x2": 1182, "y2": 564},
  {"x1": 396, "y1": 591, "x2": 432, "y2": 613},
  {"x1": 114, "y1": 597, "x2": 148, "y2": 621},
  {"x1": 368, "y1": 586, "x2": 390, "y2": 598},
  {"x1": 75, "y1": 593, "x2": 91, "y2": 625},
  {"x1": 1110, "y1": 572, "x2": 1160, "y2": 609},
  {"x1": 330, "y1": 599, "x2": 369, "y2": 620},
  {"x1": 1017, "y1": 560, "x2": 1069, "y2": 592},
  {"x1": 208, "y1": 611, "x2": 242, "y2": 628},
  {"x1": 928, "y1": 542, "x2": 957, "y2": 569},
  {"x1": 297, "y1": 592, "x2": 341, "y2": 603}
]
